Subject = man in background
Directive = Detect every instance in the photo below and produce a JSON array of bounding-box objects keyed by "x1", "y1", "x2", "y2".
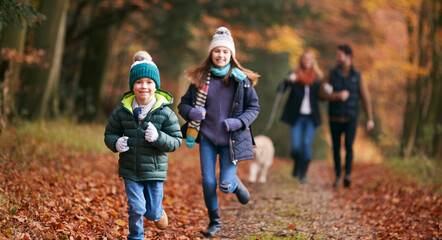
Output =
[{"x1": 320, "y1": 45, "x2": 374, "y2": 188}]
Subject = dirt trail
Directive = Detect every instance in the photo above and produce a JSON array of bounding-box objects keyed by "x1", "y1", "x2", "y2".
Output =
[{"x1": 213, "y1": 158, "x2": 376, "y2": 239}]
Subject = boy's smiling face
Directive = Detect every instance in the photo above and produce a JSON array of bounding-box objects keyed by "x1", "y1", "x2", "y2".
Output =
[{"x1": 133, "y1": 77, "x2": 156, "y2": 105}]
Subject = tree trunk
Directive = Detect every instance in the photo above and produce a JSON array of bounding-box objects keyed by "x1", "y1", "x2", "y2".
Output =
[
  {"x1": 19, "y1": 0, "x2": 69, "y2": 120},
  {"x1": 0, "y1": 22, "x2": 27, "y2": 127},
  {"x1": 402, "y1": 6, "x2": 423, "y2": 158},
  {"x1": 41, "y1": 0, "x2": 68, "y2": 118},
  {"x1": 73, "y1": 2, "x2": 139, "y2": 122},
  {"x1": 402, "y1": 0, "x2": 441, "y2": 159},
  {"x1": 428, "y1": 0, "x2": 442, "y2": 159},
  {"x1": 75, "y1": 24, "x2": 118, "y2": 121}
]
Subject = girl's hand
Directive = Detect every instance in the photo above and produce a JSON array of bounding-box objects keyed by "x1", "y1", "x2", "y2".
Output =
[
  {"x1": 145, "y1": 122, "x2": 159, "y2": 142},
  {"x1": 116, "y1": 136, "x2": 129, "y2": 152},
  {"x1": 188, "y1": 106, "x2": 206, "y2": 120},
  {"x1": 223, "y1": 118, "x2": 243, "y2": 132}
]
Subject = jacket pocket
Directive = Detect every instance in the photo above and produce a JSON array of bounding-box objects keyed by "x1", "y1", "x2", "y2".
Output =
[{"x1": 232, "y1": 128, "x2": 254, "y2": 161}]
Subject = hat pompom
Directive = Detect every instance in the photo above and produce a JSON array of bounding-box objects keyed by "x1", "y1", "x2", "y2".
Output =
[
  {"x1": 133, "y1": 51, "x2": 152, "y2": 63},
  {"x1": 129, "y1": 50, "x2": 160, "y2": 90},
  {"x1": 130, "y1": 50, "x2": 157, "y2": 69},
  {"x1": 215, "y1": 27, "x2": 232, "y2": 38}
]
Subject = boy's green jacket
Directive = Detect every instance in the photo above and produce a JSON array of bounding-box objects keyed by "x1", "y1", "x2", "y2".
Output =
[{"x1": 104, "y1": 90, "x2": 183, "y2": 182}]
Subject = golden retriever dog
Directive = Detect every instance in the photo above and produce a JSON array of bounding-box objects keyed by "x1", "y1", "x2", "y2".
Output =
[{"x1": 249, "y1": 135, "x2": 274, "y2": 183}]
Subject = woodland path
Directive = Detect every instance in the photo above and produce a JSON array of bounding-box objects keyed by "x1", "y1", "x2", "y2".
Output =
[
  {"x1": 213, "y1": 157, "x2": 375, "y2": 239},
  {"x1": 1, "y1": 144, "x2": 439, "y2": 239}
]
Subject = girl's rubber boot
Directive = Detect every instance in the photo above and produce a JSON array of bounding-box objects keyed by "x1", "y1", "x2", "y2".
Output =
[
  {"x1": 234, "y1": 176, "x2": 250, "y2": 204},
  {"x1": 203, "y1": 209, "x2": 222, "y2": 237}
]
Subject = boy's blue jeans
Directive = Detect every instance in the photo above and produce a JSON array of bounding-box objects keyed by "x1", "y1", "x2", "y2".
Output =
[
  {"x1": 290, "y1": 115, "x2": 316, "y2": 162},
  {"x1": 199, "y1": 137, "x2": 238, "y2": 211},
  {"x1": 123, "y1": 178, "x2": 164, "y2": 240}
]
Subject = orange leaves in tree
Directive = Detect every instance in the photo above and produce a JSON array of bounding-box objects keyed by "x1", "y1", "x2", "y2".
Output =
[
  {"x1": 266, "y1": 25, "x2": 305, "y2": 65},
  {"x1": 1, "y1": 47, "x2": 47, "y2": 66}
]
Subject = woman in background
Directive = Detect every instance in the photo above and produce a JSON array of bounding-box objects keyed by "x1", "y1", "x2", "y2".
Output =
[{"x1": 279, "y1": 49, "x2": 325, "y2": 183}]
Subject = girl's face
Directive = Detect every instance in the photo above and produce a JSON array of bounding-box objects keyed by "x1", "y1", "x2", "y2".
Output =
[
  {"x1": 301, "y1": 52, "x2": 314, "y2": 70},
  {"x1": 211, "y1": 46, "x2": 231, "y2": 68},
  {"x1": 133, "y1": 77, "x2": 156, "y2": 104}
]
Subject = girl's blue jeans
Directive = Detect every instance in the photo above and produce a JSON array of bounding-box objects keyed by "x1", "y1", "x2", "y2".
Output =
[
  {"x1": 123, "y1": 178, "x2": 164, "y2": 240},
  {"x1": 199, "y1": 136, "x2": 238, "y2": 211},
  {"x1": 291, "y1": 115, "x2": 317, "y2": 162}
]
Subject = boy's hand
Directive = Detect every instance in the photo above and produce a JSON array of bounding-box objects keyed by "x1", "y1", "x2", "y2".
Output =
[
  {"x1": 116, "y1": 136, "x2": 129, "y2": 152},
  {"x1": 145, "y1": 122, "x2": 159, "y2": 142}
]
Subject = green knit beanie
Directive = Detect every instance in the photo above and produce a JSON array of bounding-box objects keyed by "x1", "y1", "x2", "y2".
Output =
[{"x1": 129, "y1": 51, "x2": 160, "y2": 90}]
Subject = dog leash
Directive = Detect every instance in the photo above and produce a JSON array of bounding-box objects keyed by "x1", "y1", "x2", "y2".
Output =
[{"x1": 261, "y1": 82, "x2": 285, "y2": 135}]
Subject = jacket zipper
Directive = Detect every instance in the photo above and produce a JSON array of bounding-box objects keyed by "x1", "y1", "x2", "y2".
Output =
[
  {"x1": 229, "y1": 82, "x2": 241, "y2": 165},
  {"x1": 135, "y1": 113, "x2": 140, "y2": 178},
  {"x1": 142, "y1": 112, "x2": 158, "y2": 171}
]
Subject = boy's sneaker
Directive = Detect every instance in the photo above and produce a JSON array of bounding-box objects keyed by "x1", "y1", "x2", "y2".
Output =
[{"x1": 155, "y1": 210, "x2": 168, "y2": 230}]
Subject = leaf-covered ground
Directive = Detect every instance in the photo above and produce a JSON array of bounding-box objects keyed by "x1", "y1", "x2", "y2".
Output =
[{"x1": 1, "y1": 133, "x2": 440, "y2": 239}]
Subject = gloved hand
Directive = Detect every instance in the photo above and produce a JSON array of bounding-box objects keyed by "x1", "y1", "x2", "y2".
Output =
[
  {"x1": 285, "y1": 72, "x2": 297, "y2": 82},
  {"x1": 145, "y1": 122, "x2": 159, "y2": 142},
  {"x1": 188, "y1": 106, "x2": 206, "y2": 121},
  {"x1": 323, "y1": 83, "x2": 333, "y2": 94},
  {"x1": 116, "y1": 136, "x2": 129, "y2": 152},
  {"x1": 223, "y1": 118, "x2": 243, "y2": 132}
]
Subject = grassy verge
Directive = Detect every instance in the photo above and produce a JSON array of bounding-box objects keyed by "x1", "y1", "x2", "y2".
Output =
[
  {"x1": 0, "y1": 119, "x2": 108, "y2": 157},
  {"x1": 386, "y1": 155, "x2": 441, "y2": 190}
]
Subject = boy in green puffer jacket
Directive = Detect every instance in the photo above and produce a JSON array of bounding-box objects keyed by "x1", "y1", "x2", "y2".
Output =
[{"x1": 104, "y1": 51, "x2": 182, "y2": 240}]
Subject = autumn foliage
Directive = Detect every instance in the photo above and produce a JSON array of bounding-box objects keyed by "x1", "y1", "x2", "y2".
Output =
[
  {"x1": 1, "y1": 122, "x2": 441, "y2": 239},
  {"x1": 329, "y1": 164, "x2": 441, "y2": 239},
  {"x1": 0, "y1": 126, "x2": 207, "y2": 239}
]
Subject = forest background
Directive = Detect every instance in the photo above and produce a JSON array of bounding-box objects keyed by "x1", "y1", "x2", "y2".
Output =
[
  {"x1": 0, "y1": 0, "x2": 441, "y2": 161},
  {"x1": 0, "y1": 0, "x2": 441, "y2": 239}
]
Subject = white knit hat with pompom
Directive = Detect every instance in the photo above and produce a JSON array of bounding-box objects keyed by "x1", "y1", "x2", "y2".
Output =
[{"x1": 208, "y1": 27, "x2": 236, "y2": 57}]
